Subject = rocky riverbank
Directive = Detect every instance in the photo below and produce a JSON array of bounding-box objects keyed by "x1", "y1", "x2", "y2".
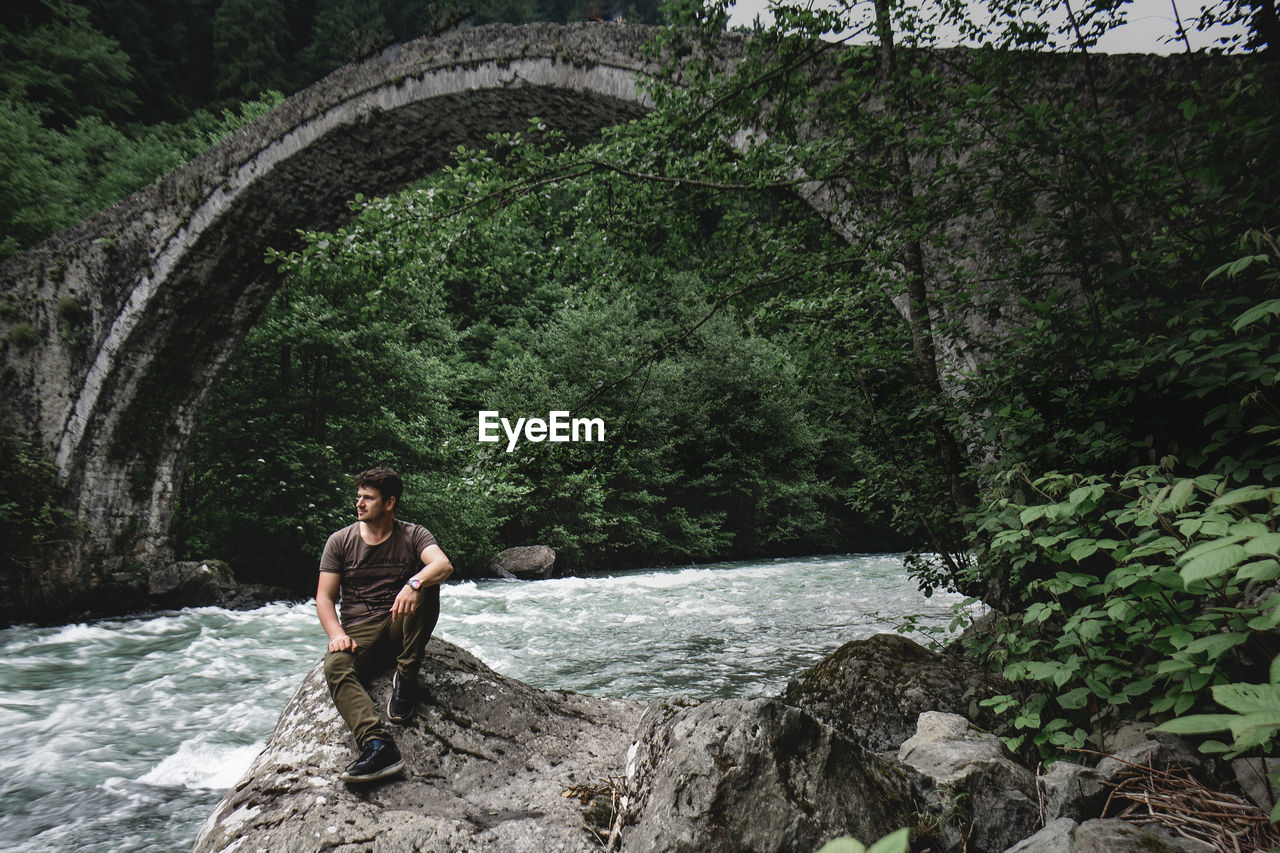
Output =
[{"x1": 193, "y1": 633, "x2": 1276, "y2": 852}]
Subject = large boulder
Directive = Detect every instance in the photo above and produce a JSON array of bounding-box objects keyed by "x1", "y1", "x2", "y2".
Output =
[
  {"x1": 616, "y1": 696, "x2": 923, "y2": 853},
  {"x1": 192, "y1": 637, "x2": 643, "y2": 853},
  {"x1": 896, "y1": 711, "x2": 1038, "y2": 853},
  {"x1": 781, "y1": 633, "x2": 1006, "y2": 753},
  {"x1": 148, "y1": 559, "x2": 289, "y2": 610},
  {"x1": 487, "y1": 545, "x2": 557, "y2": 580}
]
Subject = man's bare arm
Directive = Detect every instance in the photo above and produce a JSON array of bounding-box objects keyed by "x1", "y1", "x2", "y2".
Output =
[
  {"x1": 317, "y1": 571, "x2": 357, "y2": 652},
  {"x1": 390, "y1": 544, "x2": 453, "y2": 618}
]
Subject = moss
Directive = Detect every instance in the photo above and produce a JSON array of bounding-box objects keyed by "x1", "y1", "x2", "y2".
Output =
[
  {"x1": 4, "y1": 323, "x2": 41, "y2": 349},
  {"x1": 55, "y1": 296, "x2": 88, "y2": 324},
  {"x1": 47, "y1": 259, "x2": 68, "y2": 284},
  {"x1": 55, "y1": 297, "x2": 91, "y2": 348},
  {"x1": 0, "y1": 295, "x2": 23, "y2": 322},
  {"x1": 128, "y1": 463, "x2": 153, "y2": 502}
]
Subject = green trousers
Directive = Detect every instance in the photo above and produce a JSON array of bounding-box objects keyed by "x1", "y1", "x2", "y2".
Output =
[{"x1": 323, "y1": 587, "x2": 439, "y2": 746}]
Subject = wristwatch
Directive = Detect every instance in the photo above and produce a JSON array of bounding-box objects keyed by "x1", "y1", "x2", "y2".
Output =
[{"x1": 408, "y1": 577, "x2": 423, "y2": 591}]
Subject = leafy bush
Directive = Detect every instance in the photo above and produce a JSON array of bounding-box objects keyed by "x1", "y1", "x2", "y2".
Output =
[
  {"x1": 1157, "y1": 655, "x2": 1280, "y2": 821},
  {"x1": 963, "y1": 238, "x2": 1280, "y2": 762},
  {"x1": 970, "y1": 465, "x2": 1279, "y2": 759}
]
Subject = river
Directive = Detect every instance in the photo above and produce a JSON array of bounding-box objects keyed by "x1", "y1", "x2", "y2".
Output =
[{"x1": 0, "y1": 553, "x2": 969, "y2": 852}]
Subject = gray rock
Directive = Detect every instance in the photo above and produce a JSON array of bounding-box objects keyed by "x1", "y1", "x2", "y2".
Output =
[
  {"x1": 1001, "y1": 818, "x2": 1215, "y2": 853},
  {"x1": 1072, "y1": 818, "x2": 1215, "y2": 853},
  {"x1": 618, "y1": 696, "x2": 920, "y2": 853},
  {"x1": 897, "y1": 711, "x2": 1038, "y2": 853},
  {"x1": 487, "y1": 545, "x2": 557, "y2": 580},
  {"x1": 1003, "y1": 817, "x2": 1079, "y2": 852},
  {"x1": 150, "y1": 559, "x2": 235, "y2": 598},
  {"x1": 148, "y1": 559, "x2": 287, "y2": 610},
  {"x1": 781, "y1": 633, "x2": 1006, "y2": 752},
  {"x1": 1095, "y1": 722, "x2": 1230, "y2": 790},
  {"x1": 193, "y1": 637, "x2": 643, "y2": 853},
  {"x1": 1232, "y1": 756, "x2": 1280, "y2": 813},
  {"x1": 1038, "y1": 760, "x2": 1107, "y2": 822}
]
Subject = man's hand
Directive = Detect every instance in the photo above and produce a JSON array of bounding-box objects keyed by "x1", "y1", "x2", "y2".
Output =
[
  {"x1": 328, "y1": 633, "x2": 357, "y2": 653},
  {"x1": 390, "y1": 583, "x2": 419, "y2": 619}
]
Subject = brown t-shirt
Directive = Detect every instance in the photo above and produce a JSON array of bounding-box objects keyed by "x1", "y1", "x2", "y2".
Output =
[{"x1": 319, "y1": 520, "x2": 437, "y2": 627}]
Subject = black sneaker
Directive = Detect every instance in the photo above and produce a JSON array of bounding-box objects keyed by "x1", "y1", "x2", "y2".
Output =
[
  {"x1": 387, "y1": 670, "x2": 417, "y2": 723},
  {"x1": 339, "y1": 738, "x2": 403, "y2": 784}
]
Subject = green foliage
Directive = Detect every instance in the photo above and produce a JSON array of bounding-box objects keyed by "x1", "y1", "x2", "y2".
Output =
[
  {"x1": 0, "y1": 0, "x2": 138, "y2": 126},
  {"x1": 1158, "y1": 655, "x2": 1280, "y2": 757},
  {"x1": 0, "y1": 423, "x2": 78, "y2": 606},
  {"x1": 1156, "y1": 655, "x2": 1280, "y2": 822},
  {"x1": 301, "y1": 0, "x2": 389, "y2": 72},
  {"x1": 959, "y1": 233, "x2": 1280, "y2": 762},
  {"x1": 969, "y1": 463, "x2": 1280, "y2": 759},
  {"x1": 211, "y1": 0, "x2": 292, "y2": 100},
  {"x1": 175, "y1": 226, "x2": 460, "y2": 585},
  {"x1": 635, "y1": 2, "x2": 1271, "y2": 591},
  {"x1": 815, "y1": 828, "x2": 910, "y2": 853},
  {"x1": 176, "y1": 121, "x2": 921, "y2": 581},
  {"x1": 0, "y1": 89, "x2": 283, "y2": 259}
]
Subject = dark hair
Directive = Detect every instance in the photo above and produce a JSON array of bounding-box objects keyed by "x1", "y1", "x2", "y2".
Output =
[{"x1": 355, "y1": 467, "x2": 403, "y2": 506}]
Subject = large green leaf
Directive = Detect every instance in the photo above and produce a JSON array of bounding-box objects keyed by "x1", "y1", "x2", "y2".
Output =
[
  {"x1": 817, "y1": 830, "x2": 910, "y2": 853},
  {"x1": 1237, "y1": 558, "x2": 1280, "y2": 582},
  {"x1": 1211, "y1": 682, "x2": 1280, "y2": 716},
  {"x1": 815, "y1": 840, "x2": 867, "y2": 853},
  {"x1": 1245, "y1": 532, "x2": 1280, "y2": 556},
  {"x1": 1211, "y1": 486, "x2": 1280, "y2": 508},
  {"x1": 1180, "y1": 544, "x2": 1247, "y2": 584},
  {"x1": 1231, "y1": 297, "x2": 1280, "y2": 332},
  {"x1": 1180, "y1": 632, "x2": 1248, "y2": 658},
  {"x1": 1154, "y1": 713, "x2": 1239, "y2": 735},
  {"x1": 1227, "y1": 713, "x2": 1280, "y2": 751},
  {"x1": 1166, "y1": 477, "x2": 1196, "y2": 511}
]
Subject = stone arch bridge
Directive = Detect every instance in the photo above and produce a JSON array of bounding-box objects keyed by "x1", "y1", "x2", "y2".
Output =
[{"x1": 0, "y1": 21, "x2": 1196, "y2": 617}]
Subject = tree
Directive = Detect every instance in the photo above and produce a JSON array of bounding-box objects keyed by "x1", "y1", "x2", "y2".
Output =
[
  {"x1": 0, "y1": 0, "x2": 137, "y2": 125},
  {"x1": 0, "y1": 90, "x2": 282, "y2": 260},
  {"x1": 178, "y1": 121, "x2": 914, "y2": 579},
  {"x1": 212, "y1": 0, "x2": 293, "y2": 99},
  {"x1": 301, "y1": 0, "x2": 388, "y2": 75}
]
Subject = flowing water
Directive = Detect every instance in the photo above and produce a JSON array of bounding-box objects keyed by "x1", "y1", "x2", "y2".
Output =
[{"x1": 0, "y1": 553, "x2": 969, "y2": 852}]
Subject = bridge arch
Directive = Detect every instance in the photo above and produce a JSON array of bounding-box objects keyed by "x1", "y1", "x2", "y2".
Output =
[{"x1": 0, "y1": 23, "x2": 746, "y2": 604}]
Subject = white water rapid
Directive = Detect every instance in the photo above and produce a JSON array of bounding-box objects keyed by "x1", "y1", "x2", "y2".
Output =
[{"x1": 0, "y1": 554, "x2": 968, "y2": 851}]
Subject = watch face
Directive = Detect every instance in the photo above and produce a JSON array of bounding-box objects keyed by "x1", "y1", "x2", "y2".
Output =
[{"x1": 409, "y1": 579, "x2": 421, "y2": 589}]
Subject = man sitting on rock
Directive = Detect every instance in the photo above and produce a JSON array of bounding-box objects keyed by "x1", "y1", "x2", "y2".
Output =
[{"x1": 316, "y1": 467, "x2": 453, "y2": 784}]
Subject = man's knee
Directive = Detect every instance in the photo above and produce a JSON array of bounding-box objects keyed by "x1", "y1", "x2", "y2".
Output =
[{"x1": 324, "y1": 650, "x2": 355, "y2": 685}]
